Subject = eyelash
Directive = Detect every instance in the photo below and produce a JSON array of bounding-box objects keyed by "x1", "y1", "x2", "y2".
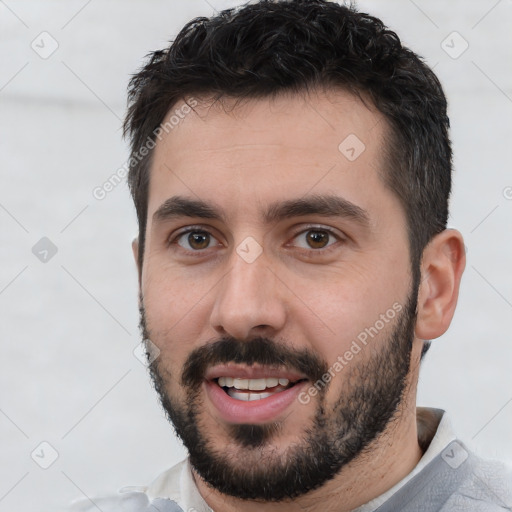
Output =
[{"x1": 167, "y1": 225, "x2": 344, "y2": 255}]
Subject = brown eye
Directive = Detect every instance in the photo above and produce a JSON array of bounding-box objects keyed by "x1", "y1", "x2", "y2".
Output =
[
  {"x1": 305, "y1": 230, "x2": 330, "y2": 249},
  {"x1": 175, "y1": 230, "x2": 214, "y2": 250},
  {"x1": 291, "y1": 228, "x2": 338, "y2": 251},
  {"x1": 188, "y1": 231, "x2": 210, "y2": 250}
]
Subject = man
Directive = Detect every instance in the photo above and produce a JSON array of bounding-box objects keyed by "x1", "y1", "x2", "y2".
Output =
[{"x1": 68, "y1": 0, "x2": 512, "y2": 510}]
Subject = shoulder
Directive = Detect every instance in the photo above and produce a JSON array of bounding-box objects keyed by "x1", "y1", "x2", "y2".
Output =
[
  {"x1": 444, "y1": 446, "x2": 512, "y2": 511},
  {"x1": 65, "y1": 490, "x2": 185, "y2": 511},
  {"x1": 373, "y1": 439, "x2": 512, "y2": 512},
  {"x1": 418, "y1": 411, "x2": 512, "y2": 510},
  {"x1": 63, "y1": 459, "x2": 190, "y2": 512}
]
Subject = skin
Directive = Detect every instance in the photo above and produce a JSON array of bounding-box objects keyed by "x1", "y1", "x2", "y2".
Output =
[{"x1": 133, "y1": 88, "x2": 466, "y2": 511}]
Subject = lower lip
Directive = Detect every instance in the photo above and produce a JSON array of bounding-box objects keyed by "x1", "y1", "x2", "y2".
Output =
[{"x1": 204, "y1": 379, "x2": 308, "y2": 424}]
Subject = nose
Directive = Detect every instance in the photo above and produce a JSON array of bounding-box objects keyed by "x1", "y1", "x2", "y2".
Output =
[{"x1": 209, "y1": 248, "x2": 287, "y2": 341}]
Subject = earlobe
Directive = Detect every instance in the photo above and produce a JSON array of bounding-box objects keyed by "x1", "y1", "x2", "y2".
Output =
[{"x1": 415, "y1": 229, "x2": 466, "y2": 341}]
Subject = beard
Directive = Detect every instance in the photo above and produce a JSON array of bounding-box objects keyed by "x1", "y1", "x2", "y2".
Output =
[{"x1": 139, "y1": 285, "x2": 418, "y2": 502}]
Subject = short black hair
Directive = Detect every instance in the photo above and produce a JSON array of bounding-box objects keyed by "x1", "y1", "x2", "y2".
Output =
[{"x1": 124, "y1": 0, "x2": 451, "y2": 357}]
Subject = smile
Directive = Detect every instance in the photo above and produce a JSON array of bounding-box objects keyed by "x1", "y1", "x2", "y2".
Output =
[
  {"x1": 204, "y1": 365, "x2": 309, "y2": 423},
  {"x1": 216, "y1": 376, "x2": 299, "y2": 401}
]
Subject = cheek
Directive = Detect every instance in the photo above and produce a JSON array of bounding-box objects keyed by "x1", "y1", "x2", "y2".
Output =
[
  {"x1": 141, "y1": 273, "x2": 209, "y2": 367},
  {"x1": 143, "y1": 256, "x2": 208, "y2": 322},
  {"x1": 289, "y1": 261, "x2": 408, "y2": 364}
]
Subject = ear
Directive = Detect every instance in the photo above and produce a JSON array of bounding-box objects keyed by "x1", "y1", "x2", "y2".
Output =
[
  {"x1": 132, "y1": 237, "x2": 141, "y2": 287},
  {"x1": 415, "y1": 229, "x2": 466, "y2": 341}
]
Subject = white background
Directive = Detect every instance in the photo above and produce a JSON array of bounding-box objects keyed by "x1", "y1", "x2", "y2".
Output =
[{"x1": 1, "y1": 1, "x2": 511, "y2": 510}]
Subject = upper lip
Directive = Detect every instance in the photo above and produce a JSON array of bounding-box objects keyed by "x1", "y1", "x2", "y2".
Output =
[{"x1": 204, "y1": 364, "x2": 308, "y2": 382}]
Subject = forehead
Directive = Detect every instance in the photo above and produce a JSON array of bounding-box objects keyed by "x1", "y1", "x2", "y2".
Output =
[{"x1": 148, "y1": 89, "x2": 395, "y2": 224}]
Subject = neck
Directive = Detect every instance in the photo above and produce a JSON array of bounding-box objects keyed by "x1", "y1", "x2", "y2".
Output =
[{"x1": 193, "y1": 404, "x2": 423, "y2": 512}]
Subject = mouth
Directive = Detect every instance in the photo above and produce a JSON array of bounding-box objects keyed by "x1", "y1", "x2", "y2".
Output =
[
  {"x1": 204, "y1": 365, "x2": 309, "y2": 423},
  {"x1": 215, "y1": 376, "x2": 305, "y2": 401}
]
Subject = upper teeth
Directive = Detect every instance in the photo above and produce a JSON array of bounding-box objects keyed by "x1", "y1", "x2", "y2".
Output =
[{"x1": 218, "y1": 377, "x2": 290, "y2": 390}]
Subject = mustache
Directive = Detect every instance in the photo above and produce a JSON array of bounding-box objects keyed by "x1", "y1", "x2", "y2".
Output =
[{"x1": 181, "y1": 336, "x2": 328, "y2": 390}]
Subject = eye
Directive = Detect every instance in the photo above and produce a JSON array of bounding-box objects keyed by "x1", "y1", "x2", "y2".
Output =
[
  {"x1": 173, "y1": 229, "x2": 220, "y2": 251},
  {"x1": 292, "y1": 228, "x2": 339, "y2": 250}
]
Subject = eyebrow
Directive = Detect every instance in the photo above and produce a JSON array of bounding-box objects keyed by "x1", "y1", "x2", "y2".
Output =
[
  {"x1": 153, "y1": 196, "x2": 224, "y2": 223},
  {"x1": 264, "y1": 194, "x2": 370, "y2": 227},
  {"x1": 152, "y1": 194, "x2": 370, "y2": 228}
]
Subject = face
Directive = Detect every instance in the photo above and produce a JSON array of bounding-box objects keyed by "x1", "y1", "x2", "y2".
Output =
[{"x1": 138, "y1": 90, "x2": 418, "y2": 500}]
